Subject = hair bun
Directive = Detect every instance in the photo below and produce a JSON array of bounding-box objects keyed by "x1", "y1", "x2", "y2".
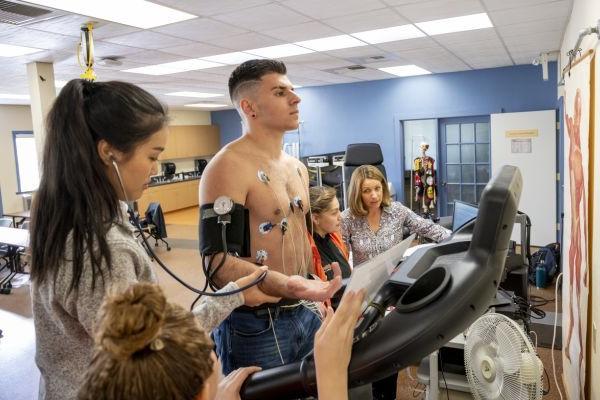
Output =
[{"x1": 96, "y1": 283, "x2": 167, "y2": 359}]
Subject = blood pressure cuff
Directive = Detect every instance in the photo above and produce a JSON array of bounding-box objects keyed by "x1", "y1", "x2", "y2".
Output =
[{"x1": 199, "y1": 202, "x2": 251, "y2": 257}]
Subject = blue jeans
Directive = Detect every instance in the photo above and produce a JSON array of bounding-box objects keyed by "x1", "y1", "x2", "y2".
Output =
[{"x1": 213, "y1": 304, "x2": 321, "y2": 375}]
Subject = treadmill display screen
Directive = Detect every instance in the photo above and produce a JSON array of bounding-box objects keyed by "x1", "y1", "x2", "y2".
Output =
[{"x1": 452, "y1": 200, "x2": 479, "y2": 232}]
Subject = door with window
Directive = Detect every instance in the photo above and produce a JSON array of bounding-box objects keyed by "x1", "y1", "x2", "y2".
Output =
[{"x1": 438, "y1": 117, "x2": 491, "y2": 217}]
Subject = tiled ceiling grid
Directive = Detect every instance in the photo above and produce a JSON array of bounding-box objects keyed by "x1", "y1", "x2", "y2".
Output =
[{"x1": 0, "y1": 0, "x2": 573, "y2": 108}]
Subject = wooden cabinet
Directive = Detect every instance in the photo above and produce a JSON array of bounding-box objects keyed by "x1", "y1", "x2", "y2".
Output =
[
  {"x1": 159, "y1": 125, "x2": 220, "y2": 160},
  {"x1": 159, "y1": 131, "x2": 178, "y2": 160},
  {"x1": 136, "y1": 179, "x2": 200, "y2": 214}
]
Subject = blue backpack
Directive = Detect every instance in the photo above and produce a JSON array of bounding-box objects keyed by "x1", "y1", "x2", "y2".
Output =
[{"x1": 528, "y1": 243, "x2": 560, "y2": 287}]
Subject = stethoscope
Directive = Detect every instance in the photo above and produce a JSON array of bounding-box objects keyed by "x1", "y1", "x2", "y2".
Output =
[{"x1": 111, "y1": 158, "x2": 267, "y2": 300}]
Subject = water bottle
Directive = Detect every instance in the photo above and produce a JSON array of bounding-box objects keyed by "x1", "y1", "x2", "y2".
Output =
[{"x1": 535, "y1": 264, "x2": 547, "y2": 289}]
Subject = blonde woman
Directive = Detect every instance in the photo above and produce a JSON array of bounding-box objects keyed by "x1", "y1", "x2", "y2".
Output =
[{"x1": 341, "y1": 165, "x2": 450, "y2": 266}]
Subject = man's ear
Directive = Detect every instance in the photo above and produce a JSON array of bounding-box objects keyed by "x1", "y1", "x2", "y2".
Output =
[{"x1": 240, "y1": 98, "x2": 256, "y2": 118}]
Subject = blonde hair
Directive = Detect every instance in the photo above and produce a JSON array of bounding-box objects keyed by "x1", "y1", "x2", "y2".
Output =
[
  {"x1": 306, "y1": 186, "x2": 338, "y2": 234},
  {"x1": 78, "y1": 283, "x2": 214, "y2": 400},
  {"x1": 347, "y1": 165, "x2": 391, "y2": 217}
]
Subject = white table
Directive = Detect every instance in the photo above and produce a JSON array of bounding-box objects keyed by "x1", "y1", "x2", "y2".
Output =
[
  {"x1": 0, "y1": 226, "x2": 29, "y2": 247},
  {"x1": 0, "y1": 227, "x2": 29, "y2": 294}
]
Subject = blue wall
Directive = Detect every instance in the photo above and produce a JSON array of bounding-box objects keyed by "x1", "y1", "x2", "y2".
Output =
[{"x1": 211, "y1": 63, "x2": 558, "y2": 198}]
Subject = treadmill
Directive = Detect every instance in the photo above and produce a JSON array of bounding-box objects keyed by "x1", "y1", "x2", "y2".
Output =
[{"x1": 241, "y1": 165, "x2": 523, "y2": 399}]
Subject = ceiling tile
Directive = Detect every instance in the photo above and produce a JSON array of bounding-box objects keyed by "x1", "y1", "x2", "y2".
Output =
[
  {"x1": 285, "y1": 53, "x2": 353, "y2": 70},
  {"x1": 0, "y1": 26, "x2": 78, "y2": 50},
  {"x1": 24, "y1": 14, "x2": 95, "y2": 36},
  {"x1": 286, "y1": 76, "x2": 329, "y2": 86},
  {"x1": 333, "y1": 67, "x2": 394, "y2": 80},
  {"x1": 92, "y1": 41, "x2": 145, "y2": 57},
  {"x1": 496, "y1": 17, "x2": 568, "y2": 37},
  {"x1": 103, "y1": 31, "x2": 194, "y2": 50},
  {"x1": 209, "y1": 32, "x2": 283, "y2": 51},
  {"x1": 502, "y1": 30, "x2": 564, "y2": 49},
  {"x1": 152, "y1": 18, "x2": 247, "y2": 41},
  {"x1": 326, "y1": 45, "x2": 394, "y2": 59},
  {"x1": 394, "y1": 0, "x2": 484, "y2": 22},
  {"x1": 126, "y1": 50, "x2": 186, "y2": 65},
  {"x1": 489, "y1": 0, "x2": 571, "y2": 26},
  {"x1": 161, "y1": 42, "x2": 233, "y2": 58},
  {"x1": 433, "y1": 28, "x2": 498, "y2": 46},
  {"x1": 482, "y1": 0, "x2": 564, "y2": 12},
  {"x1": 212, "y1": 3, "x2": 311, "y2": 31},
  {"x1": 153, "y1": 0, "x2": 272, "y2": 17},
  {"x1": 375, "y1": 36, "x2": 440, "y2": 52},
  {"x1": 263, "y1": 22, "x2": 341, "y2": 42},
  {"x1": 323, "y1": 8, "x2": 409, "y2": 32},
  {"x1": 281, "y1": 0, "x2": 388, "y2": 20},
  {"x1": 382, "y1": 0, "x2": 425, "y2": 5},
  {"x1": 93, "y1": 23, "x2": 142, "y2": 40}
]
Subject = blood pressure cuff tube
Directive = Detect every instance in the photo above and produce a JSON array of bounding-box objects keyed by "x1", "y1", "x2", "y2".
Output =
[{"x1": 199, "y1": 203, "x2": 251, "y2": 257}]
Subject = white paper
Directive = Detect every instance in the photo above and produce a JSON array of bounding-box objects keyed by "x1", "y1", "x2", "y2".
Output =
[{"x1": 346, "y1": 234, "x2": 415, "y2": 312}]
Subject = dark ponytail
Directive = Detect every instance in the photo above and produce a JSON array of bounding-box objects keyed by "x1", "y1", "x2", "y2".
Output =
[{"x1": 30, "y1": 79, "x2": 167, "y2": 293}]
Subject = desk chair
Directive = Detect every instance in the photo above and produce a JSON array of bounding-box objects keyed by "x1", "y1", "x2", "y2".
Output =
[
  {"x1": 343, "y1": 143, "x2": 386, "y2": 190},
  {"x1": 136, "y1": 203, "x2": 171, "y2": 255}
]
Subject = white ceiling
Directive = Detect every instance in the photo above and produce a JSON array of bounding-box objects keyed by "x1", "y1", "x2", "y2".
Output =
[{"x1": 0, "y1": 0, "x2": 573, "y2": 109}]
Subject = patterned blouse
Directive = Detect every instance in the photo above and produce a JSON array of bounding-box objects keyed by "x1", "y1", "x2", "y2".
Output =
[{"x1": 341, "y1": 202, "x2": 451, "y2": 266}]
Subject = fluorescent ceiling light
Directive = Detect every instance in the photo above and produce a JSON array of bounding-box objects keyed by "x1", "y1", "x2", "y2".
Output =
[
  {"x1": 166, "y1": 92, "x2": 222, "y2": 98},
  {"x1": 24, "y1": 0, "x2": 197, "y2": 29},
  {"x1": 123, "y1": 59, "x2": 223, "y2": 75},
  {"x1": 378, "y1": 65, "x2": 431, "y2": 77},
  {"x1": 0, "y1": 93, "x2": 30, "y2": 99},
  {"x1": 0, "y1": 43, "x2": 42, "y2": 57},
  {"x1": 416, "y1": 13, "x2": 493, "y2": 36},
  {"x1": 295, "y1": 35, "x2": 367, "y2": 51},
  {"x1": 184, "y1": 103, "x2": 230, "y2": 108},
  {"x1": 201, "y1": 52, "x2": 261, "y2": 65},
  {"x1": 292, "y1": 85, "x2": 303, "y2": 89},
  {"x1": 245, "y1": 44, "x2": 314, "y2": 59},
  {"x1": 351, "y1": 24, "x2": 425, "y2": 44}
]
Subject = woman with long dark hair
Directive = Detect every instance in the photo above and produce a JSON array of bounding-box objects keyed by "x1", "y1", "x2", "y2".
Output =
[{"x1": 29, "y1": 79, "x2": 273, "y2": 399}]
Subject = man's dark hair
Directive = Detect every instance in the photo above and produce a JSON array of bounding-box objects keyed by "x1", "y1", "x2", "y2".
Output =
[{"x1": 228, "y1": 59, "x2": 287, "y2": 104}]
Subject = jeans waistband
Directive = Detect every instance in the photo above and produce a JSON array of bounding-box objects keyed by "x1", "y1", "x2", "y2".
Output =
[{"x1": 235, "y1": 299, "x2": 303, "y2": 317}]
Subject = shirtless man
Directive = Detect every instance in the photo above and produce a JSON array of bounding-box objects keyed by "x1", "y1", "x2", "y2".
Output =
[{"x1": 200, "y1": 59, "x2": 342, "y2": 374}]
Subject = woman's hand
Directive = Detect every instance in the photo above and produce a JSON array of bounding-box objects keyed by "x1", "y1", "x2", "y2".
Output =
[
  {"x1": 314, "y1": 289, "x2": 366, "y2": 400},
  {"x1": 216, "y1": 366, "x2": 262, "y2": 400},
  {"x1": 235, "y1": 267, "x2": 281, "y2": 307}
]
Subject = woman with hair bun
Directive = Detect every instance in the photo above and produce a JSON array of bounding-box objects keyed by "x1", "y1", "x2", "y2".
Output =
[
  {"x1": 79, "y1": 282, "x2": 367, "y2": 400},
  {"x1": 78, "y1": 283, "x2": 261, "y2": 400}
]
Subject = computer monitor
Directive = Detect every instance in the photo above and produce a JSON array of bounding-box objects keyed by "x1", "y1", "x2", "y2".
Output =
[{"x1": 452, "y1": 200, "x2": 479, "y2": 232}]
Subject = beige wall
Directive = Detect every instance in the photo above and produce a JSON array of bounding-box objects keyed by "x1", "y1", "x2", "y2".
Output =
[
  {"x1": 559, "y1": 0, "x2": 600, "y2": 398},
  {"x1": 0, "y1": 107, "x2": 211, "y2": 214},
  {"x1": 169, "y1": 109, "x2": 211, "y2": 126},
  {"x1": 0, "y1": 105, "x2": 34, "y2": 213}
]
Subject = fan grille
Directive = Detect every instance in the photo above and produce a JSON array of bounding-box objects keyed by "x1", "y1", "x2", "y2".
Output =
[{"x1": 465, "y1": 313, "x2": 543, "y2": 400}]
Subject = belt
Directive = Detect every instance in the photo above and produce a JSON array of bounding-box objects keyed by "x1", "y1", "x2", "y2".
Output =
[{"x1": 235, "y1": 298, "x2": 303, "y2": 317}]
